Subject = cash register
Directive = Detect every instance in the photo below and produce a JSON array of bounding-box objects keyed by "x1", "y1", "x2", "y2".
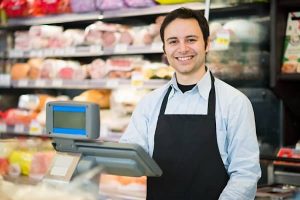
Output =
[{"x1": 44, "y1": 101, "x2": 162, "y2": 183}]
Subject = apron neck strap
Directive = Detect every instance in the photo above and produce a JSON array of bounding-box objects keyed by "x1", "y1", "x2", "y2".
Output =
[{"x1": 159, "y1": 71, "x2": 216, "y2": 117}]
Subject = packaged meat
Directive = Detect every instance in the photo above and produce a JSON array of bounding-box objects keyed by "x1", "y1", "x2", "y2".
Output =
[
  {"x1": 155, "y1": 0, "x2": 200, "y2": 4},
  {"x1": 124, "y1": 0, "x2": 156, "y2": 8},
  {"x1": 29, "y1": 151, "x2": 55, "y2": 180},
  {"x1": 87, "y1": 58, "x2": 107, "y2": 79},
  {"x1": 33, "y1": 0, "x2": 62, "y2": 15},
  {"x1": 96, "y1": 0, "x2": 126, "y2": 11},
  {"x1": 18, "y1": 95, "x2": 40, "y2": 111},
  {"x1": 0, "y1": 0, "x2": 29, "y2": 18},
  {"x1": 29, "y1": 25, "x2": 64, "y2": 38},
  {"x1": 2, "y1": 108, "x2": 38, "y2": 126},
  {"x1": 14, "y1": 31, "x2": 31, "y2": 50},
  {"x1": 70, "y1": 0, "x2": 97, "y2": 13},
  {"x1": 63, "y1": 29, "x2": 85, "y2": 46},
  {"x1": 223, "y1": 19, "x2": 267, "y2": 44}
]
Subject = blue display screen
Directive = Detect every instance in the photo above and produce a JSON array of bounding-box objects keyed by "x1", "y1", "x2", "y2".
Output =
[{"x1": 52, "y1": 105, "x2": 86, "y2": 135}]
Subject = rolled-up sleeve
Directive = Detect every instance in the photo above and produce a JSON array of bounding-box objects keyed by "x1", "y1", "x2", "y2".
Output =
[
  {"x1": 219, "y1": 95, "x2": 261, "y2": 200},
  {"x1": 119, "y1": 98, "x2": 150, "y2": 154}
]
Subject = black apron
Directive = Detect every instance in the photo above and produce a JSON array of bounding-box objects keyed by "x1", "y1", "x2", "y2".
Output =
[{"x1": 147, "y1": 73, "x2": 229, "y2": 200}]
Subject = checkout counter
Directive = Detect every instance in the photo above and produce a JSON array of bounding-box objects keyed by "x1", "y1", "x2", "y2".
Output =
[{"x1": 43, "y1": 101, "x2": 162, "y2": 199}]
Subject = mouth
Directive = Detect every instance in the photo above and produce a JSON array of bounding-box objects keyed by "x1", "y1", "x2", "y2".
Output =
[{"x1": 175, "y1": 56, "x2": 194, "y2": 61}]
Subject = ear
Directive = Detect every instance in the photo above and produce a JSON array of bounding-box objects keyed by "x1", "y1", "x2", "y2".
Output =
[{"x1": 205, "y1": 37, "x2": 210, "y2": 53}]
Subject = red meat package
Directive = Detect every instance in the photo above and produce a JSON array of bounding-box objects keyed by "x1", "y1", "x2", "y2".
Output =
[{"x1": 0, "y1": 0, "x2": 29, "y2": 18}]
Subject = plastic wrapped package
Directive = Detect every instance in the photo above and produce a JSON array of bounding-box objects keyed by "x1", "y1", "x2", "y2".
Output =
[
  {"x1": 0, "y1": 140, "x2": 17, "y2": 175},
  {"x1": 2, "y1": 108, "x2": 38, "y2": 126},
  {"x1": 110, "y1": 88, "x2": 150, "y2": 114},
  {"x1": 155, "y1": 0, "x2": 202, "y2": 4},
  {"x1": 30, "y1": 0, "x2": 71, "y2": 16},
  {"x1": 87, "y1": 58, "x2": 108, "y2": 79},
  {"x1": 99, "y1": 175, "x2": 146, "y2": 199},
  {"x1": 70, "y1": 0, "x2": 97, "y2": 13},
  {"x1": 73, "y1": 89, "x2": 111, "y2": 109},
  {"x1": 96, "y1": 0, "x2": 126, "y2": 11},
  {"x1": 0, "y1": 0, "x2": 29, "y2": 18},
  {"x1": 29, "y1": 151, "x2": 55, "y2": 180},
  {"x1": 10, "y1": 63, "x2": 31, "y2": 80},
  {"x1": 14, "y1": 31, "x2": 31, "y2": 50},
  {"x1": 143, "y1": 62, "x2": 174, "y2": 79},
  {"x1": 27, "y1": 58, "x2": 44, "y2": 80},
  {"x1": 124, "y1": 0, "x2": 156, "y2": 8},
  {"x1": 207, "y1": 17, "x2": 268, "y2": 80},
  {"x1": 223, "y1": 19, "x2": 267, "y2": 44},
  {"x1": 62, "y1": 29, "x2": 85, "y2": 46},
  {"x1": 207, "y1": 45, "x2": 267, "y2": 80}
]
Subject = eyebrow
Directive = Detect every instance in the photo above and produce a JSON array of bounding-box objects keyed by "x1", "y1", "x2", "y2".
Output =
[{"x1": 166, "y1": 35, "x2": 199, "y2": 41}]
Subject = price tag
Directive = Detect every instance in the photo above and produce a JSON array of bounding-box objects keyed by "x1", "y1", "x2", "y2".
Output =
[
  {"x1": 114, "y1": 44, "x2": 128, "y2": 53},
  {"x1": 35, "y1": 79, "x2": 46, "y2": 87},
  {"x1": 90, "y1": 45, "x2": 103, "y2": 54},
  {"x1": 29, "y1": 121, "x2": 42, "y2": 135},
  {"x1": 54, "y1": 48, "x2": 65, "y2": 56},
  {"x1": 10, "y1": 50, "x2": 24, "y2": 58},
  {"x1": 131, "y1": 71, "x2": 144, "y2": 88},
  {"x1": 18, "y1": 79, "x2": 28, "y2": 87},
  {"x1": 64, "y1": 47, "x2": 75, "y2": 55},
  {"x1": 14, "y1": 124, "x2": 25, "y2": 133},
  {"x1": 151, "y1": 42, "x2": 163, "y2": 51},
  {"x1": 106, "y1": 79, "x2": 119, "y2": 88},
  {"x1": 52, "y1": 79, "x2": 63, "y2": 87},
  {"x1": 0, "y1": 123, "x2": 7, "y2": 133},
  {"x1": 210, "y1": 30, "x2": 230, "y2": 51},
  {"x1": 29, "y1": 50, "x2": 37, "y2": 57},
  {"x1": 0, "y1": 74, "x2": 11, "y2": 87},
  {"x1": 44, "y1": 49, "x2": 54, "y2": 57}
]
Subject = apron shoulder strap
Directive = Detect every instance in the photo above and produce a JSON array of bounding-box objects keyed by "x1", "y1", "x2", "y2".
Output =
[
  {"x1": 207, "y1": 71, "x2": 216, "y2": 118},
  {"x1": 159, "y1": 86, "x2": 172, "y2": 116}
]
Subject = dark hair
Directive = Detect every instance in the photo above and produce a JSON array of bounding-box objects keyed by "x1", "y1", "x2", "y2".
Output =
[{"x1": 160, "y1": 7, "x2": 210, "y2": 48}]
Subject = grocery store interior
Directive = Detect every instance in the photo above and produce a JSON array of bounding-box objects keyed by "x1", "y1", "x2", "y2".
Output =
[{"x1": 0, "y1": 0, "x2": 300, "y2": 199}]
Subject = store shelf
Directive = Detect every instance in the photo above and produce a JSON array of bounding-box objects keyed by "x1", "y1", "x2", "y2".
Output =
[
  {"x1": 0, "y1": 123, "x2": 44, "y2": 136},
  {"x1": 102, "y1": 2, "x2": 226, "y2": 18},
  {"x1": 278, "y1": 0, "x2": 300, "y2": 9},
  {"x1": 278, "y1": 74, "x2": 300, "y2": 81},
  {"x1": 1, "y1": 12, "x2": 102, "y2": 29},
  {"x1": 0, "y1": 2, "x2": 269, "y2": 29},
  {"x1": 11, "y1": 78, "x2": 168, "y2": 89},
  {"x1": 8, "y1": 43, "x2": 163, "y2": 58}
]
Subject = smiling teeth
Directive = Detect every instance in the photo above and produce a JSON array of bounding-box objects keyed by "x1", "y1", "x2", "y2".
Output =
[{"x1": 177, "y1": 56, "x2": 192, "y2": 61}]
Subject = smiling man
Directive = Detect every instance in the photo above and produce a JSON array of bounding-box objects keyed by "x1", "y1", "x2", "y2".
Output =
[{"x1": 120, "y1": 8, "x2": 261, "y2": 200}]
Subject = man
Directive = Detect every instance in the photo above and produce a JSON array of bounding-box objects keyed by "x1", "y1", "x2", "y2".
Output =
[{"x1": 120, "y1": 7, "x2": 261, "y2": 200}]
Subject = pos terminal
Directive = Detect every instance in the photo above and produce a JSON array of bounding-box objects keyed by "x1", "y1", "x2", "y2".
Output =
[{"x1": 44, "y1": 101, "x2": 162, "y2": 183}]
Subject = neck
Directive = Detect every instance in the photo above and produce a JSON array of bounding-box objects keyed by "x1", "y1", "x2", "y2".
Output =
[{"x1": 176, "y1": 65, "x2": 207, "y2": 85}]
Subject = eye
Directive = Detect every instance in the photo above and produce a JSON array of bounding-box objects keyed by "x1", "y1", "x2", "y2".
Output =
[
  {"x1": 168, "y1": 40, "x2": 178, "y2": 45},
  {"x1": 187, "y1": 38, "x2": 197, "y2": 43}
]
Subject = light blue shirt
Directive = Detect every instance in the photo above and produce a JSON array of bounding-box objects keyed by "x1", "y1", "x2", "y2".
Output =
[{"x1": 120, "y1": 70, "x2": 261, "y2": 200}]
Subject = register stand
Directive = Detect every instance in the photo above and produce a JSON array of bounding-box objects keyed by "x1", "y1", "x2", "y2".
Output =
[{"x1": 43, "y1": 101, "x2": 162, "y2": 185}]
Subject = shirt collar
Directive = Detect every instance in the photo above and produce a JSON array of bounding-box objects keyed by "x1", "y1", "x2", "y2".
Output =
[{"x1": 169, "y1": 69, "x2": 212, "y2": 100}]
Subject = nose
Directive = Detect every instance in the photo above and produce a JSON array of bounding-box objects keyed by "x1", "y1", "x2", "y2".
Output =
[{"x1": 178, "y1": 41, "x2": 189, "y2": 53}]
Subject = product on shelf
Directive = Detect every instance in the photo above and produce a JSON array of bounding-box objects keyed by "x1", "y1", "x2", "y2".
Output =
[
  {"x1": 124, "y1": 0, "x2": 156, "y2": 8},
  {"x1": 70, "y1": 0, "x2": 97, "y2": 13},
  {"x1": 27, "y1": 58, "x2": 44, "y2": 80},
  {"x1": 73, "y1": 89, "x2": 111, "y2": 109},
  {"x1": 281, "y1": 12, "x2": 300, "y2": 74},
  {"x1": 155, "y1": 0, "x2": 201, "y2": 4},
  {"x1": 0, "y1": 0, "x2": 30, "y2": 18},
  {"x1": 86, "y1": 58, "x2": 107, "y2": 79},
  {"x1": 97, "y1": 0, "x2": 126, "y2": 11},
  {"x1": 99, "y1": 174, "x2": 146, "y2": 198},
  {"x1": 10, "y1": 63, "x2": 31, "y2": 80}
]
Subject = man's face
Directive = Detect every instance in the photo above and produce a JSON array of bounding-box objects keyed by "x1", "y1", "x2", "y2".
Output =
[{"x1": 164, "y1": 18, "x2": 208, "y2": 79}]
